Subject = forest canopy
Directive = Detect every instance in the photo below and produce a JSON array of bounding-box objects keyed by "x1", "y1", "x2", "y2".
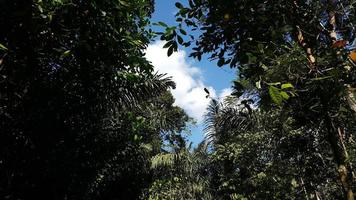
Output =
[{"x1": 0, "y1": 0, "x2": 355, "y2": 200}]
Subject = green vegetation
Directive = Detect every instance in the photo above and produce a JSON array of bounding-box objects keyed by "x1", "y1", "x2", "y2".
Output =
[
  {"x1": 0, "y1": 0, "x2": 355, "y2": 200},
  {"x1": 0, "y1": 0, "x2": 189, "y2": 199}
]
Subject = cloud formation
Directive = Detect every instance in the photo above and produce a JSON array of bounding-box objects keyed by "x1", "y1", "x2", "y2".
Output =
[{"x1": 145, "y1": 41, "x2": 230, "y2": 123}]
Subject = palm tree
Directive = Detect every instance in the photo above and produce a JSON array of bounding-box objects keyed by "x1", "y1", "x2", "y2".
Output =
[
  {"x1": 204, "y1": 97, "x2": 255, "y2": 146},
  {"x1": 149, "y1": 141, "x2": 213, "y2": 200}
]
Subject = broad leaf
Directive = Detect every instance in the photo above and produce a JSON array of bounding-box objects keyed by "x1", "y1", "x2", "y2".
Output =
[{"x1": 269, "y1": 86, "x2": 282, "y2": 105}]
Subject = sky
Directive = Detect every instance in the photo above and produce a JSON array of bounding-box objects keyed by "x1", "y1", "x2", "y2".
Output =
[{"x1": 145, "y1": 0, "x2": 236, "y2": 145}]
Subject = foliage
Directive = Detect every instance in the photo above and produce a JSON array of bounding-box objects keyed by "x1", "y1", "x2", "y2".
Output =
[
  {"x1": 157, "y1": 0, "x2": 356, "y2": 199},
  {"x1": 0, "y1": 0, "x2": 190, "y2": 199},
  {"x1": 1, "y1": 0, "x2": 356, "y2": 199},
  {"x1": 148, "y1": 142, "x2": 213, "y2": 200}
]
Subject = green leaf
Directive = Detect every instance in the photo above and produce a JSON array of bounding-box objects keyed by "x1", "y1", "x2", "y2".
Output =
[
  {"x1": 62, "y1": 50, "x2": 71, "y2": 57},
  {"x1": 177, "y1": 35, "x2": 184, "y2": 44},
  {"x1": 158, "y1": 21, "x2": 168, "y2": 27},
  {"x1": 189, "y1": 0, "x2": 195, "y2": 7},
  {"x1": 167, "y1": 46, "x2": 174, "y2": 57},
  {"x1": 165, "y1": 33, "x2": 175, "y2": 40},
  {"x1": 179, "y1": 28, "x2": 187, "y2": 35},
  {"x1": 163, "y1": 41, "x2": 173, "y2": 49},
  {"x1": 268, "y1": 82, "x2": 281, "y2": 86},
  {"x1": 280, "y1": 91, "x2": 290, "y2": 100},
  {"x1": 281, "y1": 25, "x2": 293, "y2": 33},
  {"x1": 257, "y1": 43, "x2": 264, "y2": 52},
  {"x1": 172, "y1": 41, "x2": 178, "y2": 51},
  {"x1": 281, "y1": 83, "x2": 294, "y2": 89},
  {"x1": 37, "y1": 4, "x2": 43, "y2": 13},
  {"x1": 204, "y1": 87, "x2": 210, "y2": 94},
  {"x1": 232, "y1": 81, "x2": 244, "y2": 97},
  {"x1": 310, "y1": 76, "x2": 333, "y2": 81},
  {"x1": 233, "y1": 81, "x2": 244, "y2": 91},
  {"x1": 183, "y1": 41, "x2": 191, "y2": 47},
  {"x1": 269, "y1": 86, "x2": 282, "y2": 105},
  {"x1": 118, "y1": 0, "x2": 130, "y2": 7},
  {"x1": 260, "y1": 64, "x2": 268, "y2": 71},
  {"x1": 0, "y1": 43, "x2": 8, "y2": 51},
  {"x1": 217, "y1": 58, "x2": 225, "y2": 67},
  {"x1": 246, "y1": 52, "x2": 257, "y2": 64},
  {"x1": 255, "y1": 80, "x2": 261, "y2": 89},
  {"x1": 289, "y1": 91, "x2": 297, "y2": 97},
  {"x1": 175, "y1": 2, "x2": 184, "y2": 9},
  {"x1": 197, "y1": 53, "x2": 201, "y2": 61}
]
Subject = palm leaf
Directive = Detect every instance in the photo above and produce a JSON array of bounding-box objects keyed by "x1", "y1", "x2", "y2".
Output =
[{"x1": 151, "y1": 153, "x2": 177, "y2": 169}]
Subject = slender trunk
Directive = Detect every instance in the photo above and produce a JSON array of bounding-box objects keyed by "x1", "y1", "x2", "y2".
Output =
[
  {"x1": 346, "y1": 86, "x2": 356, "y2": 112},
  {"x1": 315, "y1": 190, "x2": 321, "y2": 200},
  {"x1": 329, "y1": 7, "x2": 356, "y2": 114},
  {"x1": 325, "y1": 116, "x2": 355, "y2": 200},
  {"x1": 300, "y1": 177, "x2": 310, "y2": 200},
  {"x1": 292, "y1": 1, "x2": 317, "y2": 72},
  {"x1": 295, "y1": 25, "x2": 317, "y2": 71},
  {"x1": 327, "y1": 2, "x2": 355, "y2": 199}
]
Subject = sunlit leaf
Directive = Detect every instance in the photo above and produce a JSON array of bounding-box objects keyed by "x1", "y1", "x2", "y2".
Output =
[
  {"x1": 118, "y1": 0, "x2": 130, "y2": 7},
  {"x1": 349, "y1": 51, "x2": 356, "y2": 62},
  {"x1": 0, "y1": 43, "x2": 8, "y2": 51},
  {"x1": 280, "y1": 91, "x2": 290, "y2": 100},
  {"x1": 255, "y1": 80, "x2": 261, "y2": 89},
  {"x1": 62, "y1": 50, "x2": 71, "y2": 57},
  {"x1": 281, "y1": 83, "x2": 294, "y2": 89},
  {"x1": 269, "y1": 86, "x2": 282, "y2": 105},
  {"x1": 310, "y1": 76, "x2": 333, "y2": 81}
]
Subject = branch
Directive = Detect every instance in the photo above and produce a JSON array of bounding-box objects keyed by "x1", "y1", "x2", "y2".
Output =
[
  {"x1": 292, "y1": 1, "x2": 317, "y2": 72},
  {"x1": 295, "y1": 25, "x2": 317, "y2": 71}
]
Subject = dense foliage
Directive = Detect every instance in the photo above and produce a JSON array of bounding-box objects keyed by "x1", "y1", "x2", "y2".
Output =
[
  {"x1": 0, "y1": 0, "x2": 191, "y2": 199},
  {"x1": 1, "y1": 0, "x2": 355, "y2": 200},
  {"x1": 155, "y1": 0, "x2": 356, "y2": 199}
]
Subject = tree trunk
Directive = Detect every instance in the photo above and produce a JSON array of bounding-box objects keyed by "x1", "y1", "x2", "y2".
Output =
[
  {"x1": 326, "y1": 116, "x2": 355, "y2": 200},
  {"x1": 295, "y1": 25, "x2": 317, "y2": 71},
  {"x1": 346, "y1": 87, "x2": 356, "y2": 112},
  {"x1": 292, "y1": 1, "x2": 317, "y2": 72},
  {"x1": 326, "y1": 2, "x2": 355, "y2": 199}
]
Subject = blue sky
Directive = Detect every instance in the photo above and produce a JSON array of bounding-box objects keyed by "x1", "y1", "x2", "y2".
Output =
[{"x1": 146, "y1": 0, "x2": 236, "y2": 145}]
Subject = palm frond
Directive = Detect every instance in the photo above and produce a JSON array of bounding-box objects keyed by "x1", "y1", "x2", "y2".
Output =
[
  {"x1": 151, "y1": 152, "x2": 177, "y2": 169},
  {"x1": 204, "y1": 98, "x2": 256, "y2": 145},
  {"x1": 203, "y1": 99, "x2": 222, "y2": 143},
  {"x1": 116, "y1": 72, "x2": 175, "y2": 107}
]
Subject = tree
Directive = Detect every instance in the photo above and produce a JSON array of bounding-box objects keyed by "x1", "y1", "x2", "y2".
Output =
[
  {"x1": 0, "y1": 0, "x2": 190, "y2": 199},
  {"x1": 204, "y1": 97, "x2": 345, "y2": 199},
  {"x1": 159, "y1": 0, "x2": 355, "y2": 199},
  {"x1": 149, "y1": 141, "x2": 213, "y2": 200}
]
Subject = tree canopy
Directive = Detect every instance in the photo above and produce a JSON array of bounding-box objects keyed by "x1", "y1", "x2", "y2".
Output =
[
  {"x1": 0, "y1": 0, "x2": 190, "y2": 199},
  {"x1": 0, "y1": 0, "x2": 355, "y2": 200},
  {"x1": 156, "y1": 0, "x2": 355, "y2": 199}
]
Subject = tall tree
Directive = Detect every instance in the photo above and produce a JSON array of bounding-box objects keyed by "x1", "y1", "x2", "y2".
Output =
[
  {"x1": 159, "y1": 0, "x2": 356, "y2": 199},
  {"x1": 0, "y1": 0, "x2": 190, "y2": 199}
]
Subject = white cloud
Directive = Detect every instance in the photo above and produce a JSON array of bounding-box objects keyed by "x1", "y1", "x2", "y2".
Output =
[{"x1": 145, "y1": 41, "x2": 230, "y2": 123}]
